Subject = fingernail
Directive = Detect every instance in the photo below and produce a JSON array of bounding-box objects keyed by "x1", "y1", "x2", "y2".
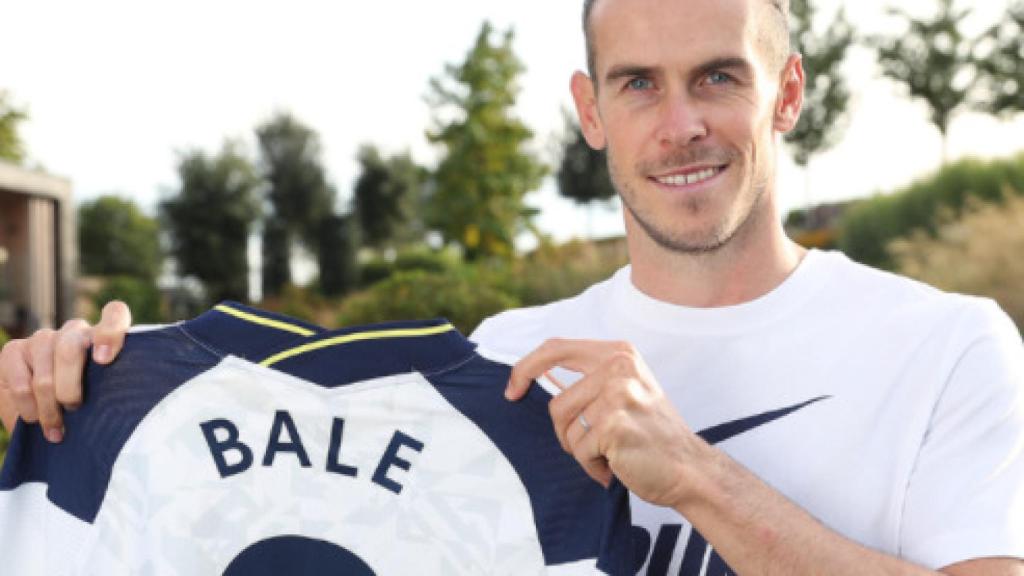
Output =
[
  {"x1": 95, "y1": 345, "x2": 110, "y2": 363},
  {"x1": 46, "y1": 427, "x2": 63, "y2": 443}
]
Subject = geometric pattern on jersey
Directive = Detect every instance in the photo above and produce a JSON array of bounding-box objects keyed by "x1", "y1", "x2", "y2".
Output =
[{"x1": 0, "y1": 303, "x2": 633, "y2": 575}]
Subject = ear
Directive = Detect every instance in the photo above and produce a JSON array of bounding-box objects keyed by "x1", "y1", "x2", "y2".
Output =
[
  {"x1": 570, "y1": 71, "x2": 607, "y2": 150},
  {"x1": 773, "y1": 53, "x2": 805, "y2": 133}
]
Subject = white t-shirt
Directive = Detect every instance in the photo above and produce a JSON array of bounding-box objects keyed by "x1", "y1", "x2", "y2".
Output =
[{"x1": 471, "y1": 249, "x2": 1024, "y2": 574}]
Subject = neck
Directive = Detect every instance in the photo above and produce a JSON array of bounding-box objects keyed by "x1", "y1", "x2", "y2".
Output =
[{"x1": 625, "y1": 193, "x2": 806, "y2": 308}]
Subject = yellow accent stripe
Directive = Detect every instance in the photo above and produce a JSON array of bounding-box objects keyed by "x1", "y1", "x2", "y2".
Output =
[
  {"x1": 214, "y1": 304, "x2": 317, "y2": 337},
  {"x1": 260, "y1": 323, "x2": 455, "y2": 367}
]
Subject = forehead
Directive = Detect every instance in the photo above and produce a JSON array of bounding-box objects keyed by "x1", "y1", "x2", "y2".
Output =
[{"x1": 590, "y1": 0, "x2": 762, "y2": 75}]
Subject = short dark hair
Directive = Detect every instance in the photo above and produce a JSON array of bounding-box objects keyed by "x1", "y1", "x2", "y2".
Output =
[{"x1": 583, "y1": 0, "x2": 791, "y2": 81}]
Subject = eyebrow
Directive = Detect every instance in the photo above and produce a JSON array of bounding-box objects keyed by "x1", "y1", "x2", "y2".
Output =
[
  {"x1": 603, "y1": 56, "x2": 755, "y2": 86},
  {"x1": 604, "y1": 64, "x2": 658, "y2": 86},
  {"x1": 693, "y1": 57, "x2": 755, "y2": 80}
]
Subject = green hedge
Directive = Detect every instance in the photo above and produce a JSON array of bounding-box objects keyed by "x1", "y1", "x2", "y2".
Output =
[
  {"x1": 94, "y1": 276, "x2": 165, "y2": 324},
  {"x1": 337, "y1": 269, "x2": 520, "y2": 336},
  {"x1": 838, "y1": 154, "x2": 1024, "y2": 269}
]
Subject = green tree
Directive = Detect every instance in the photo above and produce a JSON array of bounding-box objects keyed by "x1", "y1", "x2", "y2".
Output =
[
  {"x1": 353, "y1": 144, "x2": 427, "y2": 250},
  {"x1": 94, "y1": 276, "x2": 164, "y2": 324},
  {"x1": 256, "y1": 112, "x2": 337, "y2": 296},
  {"x1": 261, "y1": 218, "x2": 291, "y2": 299},
  {"x1": 556, "y1": 114, "x2": 616, "y2": 205},
  {"x1": 161, "y1": 142, "x2": 261, "y2": 303},
  {"x1": 426, "y1": 22, "x2": 547, "y2": 260},
  {"x1": 316, "y1": 213, "x2": 358, "y2": 297},
  {"x1": 0, "y1": 90, "x2": 28, "y2": 165},
  {"x1": 785, "y1": 0, "x2": 854, "y2": 168},
  {"x1": 873, "y1": 0, "x2": 982, "y2": 163},
  {"x1": 977, "y1": 1, "x2": 1024, "y2": 116},
  {"x1": 78, "y1": 196, "x2": 162, "y2": 281}
]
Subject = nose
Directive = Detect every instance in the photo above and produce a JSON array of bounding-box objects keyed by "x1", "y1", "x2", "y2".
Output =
[{"x1": 654, "y1": 93, "x2": 708, "y2": 148}]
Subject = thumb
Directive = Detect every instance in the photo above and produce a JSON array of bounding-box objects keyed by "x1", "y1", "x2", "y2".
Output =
[{"x1": 91, "y1": 301, "x2": 132, "y2": 364}]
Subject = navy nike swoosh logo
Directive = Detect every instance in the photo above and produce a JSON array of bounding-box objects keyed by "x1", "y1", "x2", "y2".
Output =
[{"x1": 696, "y1": 396, "x2": 831, "y2": 445}]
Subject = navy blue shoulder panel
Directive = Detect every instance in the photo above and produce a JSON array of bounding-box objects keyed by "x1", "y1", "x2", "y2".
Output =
[
  {"x1": 427, "y1": 355, "x2": 633, "y2": 574},
  {"x1": 0, "y1": 326, "x2": 220, "y2": 523}
]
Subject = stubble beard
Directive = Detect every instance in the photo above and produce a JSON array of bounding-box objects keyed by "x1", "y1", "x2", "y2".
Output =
[{"x1": 608, "y1": 144, "x2": 769, "y2": 255}]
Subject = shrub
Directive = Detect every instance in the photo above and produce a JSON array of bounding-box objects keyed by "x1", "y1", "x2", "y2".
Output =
[
  {"x1": 337, "y1": 269, "x2": 519, "y2": 336},
  {"x1": 93, "y1": 276, "x2": 164, "y2": 324},
  {"x1": 839, "y1": 154, "x2": 1024, "y2": 269},
  {"x1": 891, "y1": 193, "x2": 1024, "y2": 333},
  {"x1": 358, "y1": 247, "x2": 460, "y2": 288},
  {"x1": 259, "y1": 284, "x2": 333, "y2": 327},
  {"x1": 510, "y1": 238, "x2": 628, "y2": 306}
]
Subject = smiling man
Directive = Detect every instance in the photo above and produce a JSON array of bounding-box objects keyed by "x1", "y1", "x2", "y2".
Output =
[{"x1": 1, "y1": 0, "x2": 1023, "y2": 574}]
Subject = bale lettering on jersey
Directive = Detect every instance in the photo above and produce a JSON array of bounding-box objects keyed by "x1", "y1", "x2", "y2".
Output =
[{"x1": 200, "y1": 411, "x2": 425, "y2": 495}]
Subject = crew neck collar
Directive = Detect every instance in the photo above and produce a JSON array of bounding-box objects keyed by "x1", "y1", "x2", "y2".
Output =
[
  {"x1": 610, "y1": 249, "x2": 834, "y2": 335},
  {"x1": 179, "y1": 302, "x2": 477, "y2": 387}
]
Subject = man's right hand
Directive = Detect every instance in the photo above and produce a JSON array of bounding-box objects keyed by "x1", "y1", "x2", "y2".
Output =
[{"x1": 0, "y1": 301, "x2": 132, "y2": 442}]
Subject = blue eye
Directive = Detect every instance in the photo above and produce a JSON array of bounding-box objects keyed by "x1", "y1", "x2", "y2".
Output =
[
  {"x1": 707, "y1": 71, "x2": 732, "y2": 85},
  {"x1": 626, "y1": 77, "x2": 653, "y2": 91}
]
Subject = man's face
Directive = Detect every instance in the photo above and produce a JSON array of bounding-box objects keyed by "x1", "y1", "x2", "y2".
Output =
[{"x1": 574, "y1": 0, "x2": 801, "y2": 254}]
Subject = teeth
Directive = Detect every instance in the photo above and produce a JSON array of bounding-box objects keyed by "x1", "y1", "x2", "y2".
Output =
[{"x1": 657, "y1": 167, "x2": 719, "y2": 186}]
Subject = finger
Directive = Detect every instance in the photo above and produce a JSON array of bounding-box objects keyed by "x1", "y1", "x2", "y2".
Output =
[
  {"x1": 29, "y1": 329, "x2": 64, "y2": 442},
  {"x1": 1, "y1": 339, "x2": 39, "y2": 424},
  {"x1": 55, "y1": 319, "x2": 92, "y2": 410},
  {"x1": 92, "y1": 301, "x2": 132, "y2": 364},
  {"x1": 564, "y1": 404, "x2": 597, "y2": 454},
  {"x1": 0, "y1": 387, "x2": 18, "y2": 433},
  {"x1": 549, "y1": 371, "x2": 607, "y2": 450},
  {"x1": 506, "y1": 338, "x2": 623, "y2": 401},
  {"x1": 573, "y1": 423, "x2": 613, "y2": 488}
]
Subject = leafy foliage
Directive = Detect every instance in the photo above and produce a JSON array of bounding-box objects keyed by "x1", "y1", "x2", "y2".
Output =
[
  {"x1": 871, "y1": 0, "x2": 982, "y2": 159},
  {"x1": 785, "y1": 0, "x2": 854, "y2": 167},
  {"x1": 257, "y1": 112, "x2": 338, "y2": 295},
  {"x1": 891, "y1": 193, "x2": 1024, "y2": 332},
  {"x1": 976, "y1": 0, "x2": 1024, "y2": 116},
  {"x1": 315, "y1": 214, "x2": 358, "y2": 297},
  {"x1": 337, "y1": 269, "x2": 519, "y2": 336},
  {"x1": 261, "y1": 218, "x2": 291, "y2": 299},
  {"x1": 353, "y1": 145, "x2": 427, "y2": 249},
  {"x1": 838, "y1": 153, "x2": 1024, "y2": 269},
  {"x1": 556, "y1": 114, "x2": 616, "y2": 204},
  {"x1": 426, "y1": 22, "x2": 547, "y2": 260},
  {"x1": 93, "y1": 276, "x2": 164, "y2": 324},
  {"x1": 335, "y1": 238, "x2": 627, "y2": 335},
  {"x1": 504, "y1": 238, "x2": 628, "y2": 307},
  {"x1": 358, "y1": 247, "x2": 461, "y2": 288},
  {"x1": 0, "y1": 90, "x2": 28, "y2": 165},
  {"x1": 78, "y1": 196, "x2": 162, "y2": 281},
  {"x1": 161, "y1": 142, "x2": 261, "y2": 304}
]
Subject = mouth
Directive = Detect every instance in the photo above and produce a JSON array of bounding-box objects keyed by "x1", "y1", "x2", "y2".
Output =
[{"x1": 649, "y1": 164, "x2": 728, "y2": 188}]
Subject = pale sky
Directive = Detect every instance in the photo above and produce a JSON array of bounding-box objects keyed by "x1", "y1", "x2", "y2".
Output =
[{"x1": 2, "y1": 0, "x2": 1022, "y2": 244}]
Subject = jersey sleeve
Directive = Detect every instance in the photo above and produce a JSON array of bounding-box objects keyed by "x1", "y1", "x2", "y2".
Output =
[
  {"x1": 899, "y1": 299, "x2": 1024, "y2": 568},
  {"x1": 0, "y1": 327, "x2": 219, "y2": 574}
]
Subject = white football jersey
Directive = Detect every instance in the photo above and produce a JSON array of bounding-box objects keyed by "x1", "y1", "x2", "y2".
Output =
[{"x1": 0, "y1": 304, "x2": 633, "y2": 575}]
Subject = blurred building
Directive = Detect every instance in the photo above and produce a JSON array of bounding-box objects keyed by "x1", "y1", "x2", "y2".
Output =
[{"x1": 0, "y1": 161, "x2": 75, "y2": 337}]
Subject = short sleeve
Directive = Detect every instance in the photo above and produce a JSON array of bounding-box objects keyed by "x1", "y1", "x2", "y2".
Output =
[{"x1": 899, "y1": 300, "x2": 1024, "y2": 568}]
